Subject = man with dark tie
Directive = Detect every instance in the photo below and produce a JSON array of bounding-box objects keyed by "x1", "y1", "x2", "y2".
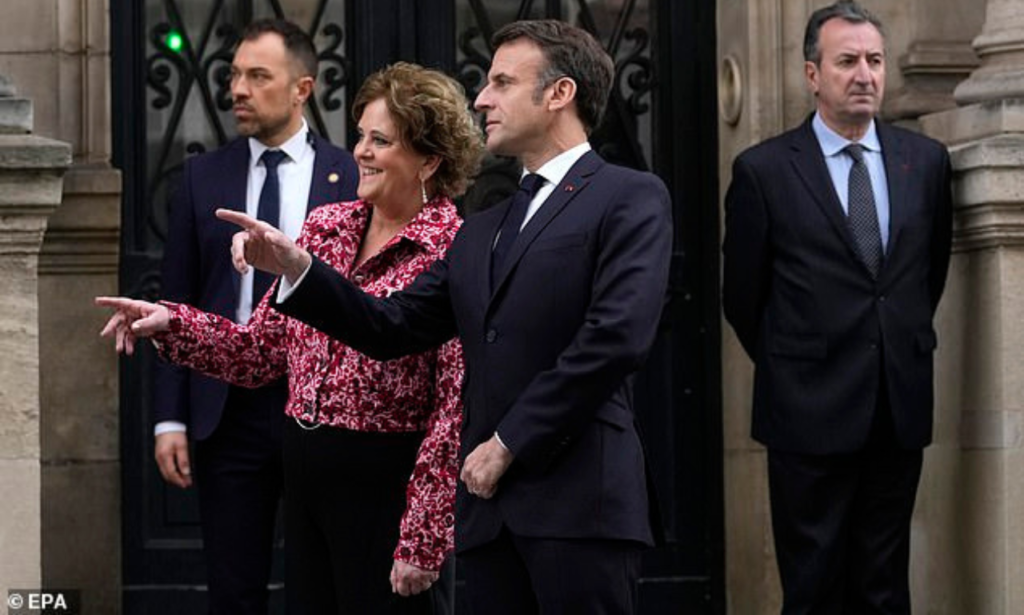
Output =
[
  {"x1": 218, "y1": 19, "x2": 672, "y2": 614},
  {"x1": 722, "y1": 1, "x2": 953, "y2": 613},
  {"x1": 153, "y1": 18, "x2": 356, "y2": 614}
]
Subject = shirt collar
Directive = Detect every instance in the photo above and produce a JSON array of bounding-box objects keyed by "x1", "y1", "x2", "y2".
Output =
[
  {"x1": 812, "y1": 113, "x2": 881, "y2": 157},
  {"x1": 248, "y1": 119, "x2": 311, "y2": 168},
  {"x1": 329, "y1": 196, "x2": 461, "y2": 258},
  {"x1": 524, "y1": 141, "x2": 592, "y2": 187}
]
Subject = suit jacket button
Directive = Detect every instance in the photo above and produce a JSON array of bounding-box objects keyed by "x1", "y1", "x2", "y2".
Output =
[{"x1": 486, "y1": 329, "x2": 497, "y2": 343}]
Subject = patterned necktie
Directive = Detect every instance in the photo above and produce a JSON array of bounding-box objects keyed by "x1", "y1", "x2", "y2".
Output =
[
  {"x1": 845, "y1": 144, "x2": 883, "y2": 278},
  {"x1": 253, "y1": 149, "x2": 288, "y2": 305},
  {"x1": 491, "y1": 173, "x2": 545, "y2": 287}
]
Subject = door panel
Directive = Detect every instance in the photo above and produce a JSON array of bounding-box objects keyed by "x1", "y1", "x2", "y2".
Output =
[{"x1": 111, "y1": 1, "x2": 721, "y2": 612}]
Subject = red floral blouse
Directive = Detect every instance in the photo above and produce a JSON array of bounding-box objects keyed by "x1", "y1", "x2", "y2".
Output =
[{"x1": 154, "y1": 197, "x2": 464, "y2": 571}]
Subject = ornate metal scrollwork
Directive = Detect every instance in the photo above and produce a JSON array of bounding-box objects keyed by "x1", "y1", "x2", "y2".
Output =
[
  {"x1": 318, "y1": 23, "x2": 349, "y2": 112},
  {"x1": 456, "y1": 26, "x2": 491, "y2": 100},
  {"x1": 454, "y1": 0, "x2": 655, "y2": 172},
  {"x1": 616, "y1": 27, "x2": 655, "y2": 115},
  {"x1": 205, "y1": 24, "x2": 239, "y2": 112},
  {"x1": 146, "y1": 23, "x2": 189, "y2": 110}
]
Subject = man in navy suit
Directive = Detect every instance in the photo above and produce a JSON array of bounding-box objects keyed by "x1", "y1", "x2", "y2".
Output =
[
  {"x1": 220, "y1": 19, "x2": 671, "y2": 614},
  {"x1": 153, "y1": 18, "x2": 356, "y2": 615},
  {"x1": 722, "y1": 2, "x2": 952, "y2": 612}
]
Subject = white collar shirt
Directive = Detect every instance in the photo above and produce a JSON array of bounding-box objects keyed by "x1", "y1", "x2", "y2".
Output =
[{"x1": 240, "y1": 119, "x2": 316, "y2": 322}]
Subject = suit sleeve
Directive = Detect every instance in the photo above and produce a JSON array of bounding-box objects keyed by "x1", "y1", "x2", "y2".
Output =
[
  {"x1": 929, "y1": 147, "x2": 954, "y2": 313},
  {"x1": 272, "y1": 253, "x2": 458, "y2": 360},
  {"x1": 495, "y1": 173, "x2": 673, "y2": 472},
  {"x1": 722, "y1": 154, "x2": 773, "y2": 359},
  {"x1": 152, "y1": 159, "x2": 200, "y2": 425}
]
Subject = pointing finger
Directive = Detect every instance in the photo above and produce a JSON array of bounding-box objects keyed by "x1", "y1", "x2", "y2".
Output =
[
  {"x1": 231, "y1": 231, "x2": 251, "y2": 275},
  {"x1": 215, "y1": 208, "x2": 259, "y2": 229}
]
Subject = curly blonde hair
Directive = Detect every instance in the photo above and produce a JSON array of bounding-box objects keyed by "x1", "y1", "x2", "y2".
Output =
[{"x1": 353, "y1": 62, "x2": 485, "y2": 198}]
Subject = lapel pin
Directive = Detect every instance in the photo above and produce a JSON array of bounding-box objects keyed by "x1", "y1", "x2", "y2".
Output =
[
  {"x1": 565, "y1": 185, "x2": 574, "y2": 192},
  {"x1": 328, "y1": 172, "x2": 339, "y2": 184}
]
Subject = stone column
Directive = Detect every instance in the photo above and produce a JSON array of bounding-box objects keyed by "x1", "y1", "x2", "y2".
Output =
[
  {"x1": 38, "y1": 164, "x2": 121, "y2": 615},
  {"x1": 879, "y1": 0, "x2": 984, "y2": 129},
  {"x1": 954, "y1": 0, "x2": 1024, "y2": 103},
  {"x1": 883, "y1": 41, "x2": 979, "y2": 128},
  {"x1": 919, "y1": 0, "x2": 1024, "y2": 611},
  {"x1": 0, "y1": 79, "x2": 70, "y2": 613}
]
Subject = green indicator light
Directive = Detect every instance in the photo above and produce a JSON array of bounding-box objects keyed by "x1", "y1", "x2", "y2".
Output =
[{"x1": 166, "y1": 31, "x2": 184, "y2": 53}]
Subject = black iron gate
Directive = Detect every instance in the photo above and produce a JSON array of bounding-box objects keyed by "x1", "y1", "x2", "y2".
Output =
[{"x1": 111, "y1": 1, "x2": 721, "y2": 612}]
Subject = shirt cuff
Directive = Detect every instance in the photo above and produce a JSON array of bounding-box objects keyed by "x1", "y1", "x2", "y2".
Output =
[
  {"x1": 154, "y1": 421, "x2": 187, "y2": 437},
  {"x1": 494, "y1": 431, "x2": 510, "y2": 452},
  {"x1": 277, "y1": 261, "x2": 313, "y2": 302}
]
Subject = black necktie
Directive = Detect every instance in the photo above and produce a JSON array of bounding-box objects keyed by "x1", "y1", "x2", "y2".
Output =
[
  {"x1": 491, "y1": 173, "x2": 545, "y2": 286},
  {"x1": 845, "y1": 144, "x2": 883, "y2": 278},
  {"x1": 253, "y1": 149, "x2": 288, "y2": 305}
]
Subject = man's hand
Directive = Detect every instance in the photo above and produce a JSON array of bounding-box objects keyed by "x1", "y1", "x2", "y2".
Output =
[
  {"x1": 460, "y1": 434, "x2": 514, "y2": 499},
  {"x1": 154, "y1": 431, "x2": 192, "y2": 489},
  {"x1": 390, "y1": 560, "x2": 439, "y2": 597},
  {"x1": 215, "y1": 209, "x2": 312, "y2": 283},
  {"x1": 95, "y1": 296, "x2": 171, "y2": 355}
]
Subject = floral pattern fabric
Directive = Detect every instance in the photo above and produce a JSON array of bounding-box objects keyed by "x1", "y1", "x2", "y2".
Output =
[{"x1": 155, "y1": 197, "x2": 464, "y2": 571}]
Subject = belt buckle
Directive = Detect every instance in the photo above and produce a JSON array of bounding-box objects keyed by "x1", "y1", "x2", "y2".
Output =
[{"x1": 294, "y1": 415, "x2": 322, "y2": 431}]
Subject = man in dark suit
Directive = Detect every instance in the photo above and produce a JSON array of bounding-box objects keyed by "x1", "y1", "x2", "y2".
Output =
[
  {"x1": 219, "y1": 19, "x2": 671, "y2": 615},
  {"x1": 722, "y1": 2, "x2": 953, "y2": 613},
  {"x1": 153, "y1": 18, "x2": 356, "y2": 615}
]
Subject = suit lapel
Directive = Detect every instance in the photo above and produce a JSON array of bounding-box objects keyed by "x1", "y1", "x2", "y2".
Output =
[
  {"x1": 788, "y1": 120, "x2": 863, "y2": 265},
  {"x1": 489, "y1": 151, "x2": 602, "y2": 303},
  {"x1": 308, "y1": 134, "x2": 342, "y2": 212},
  {"x1": 225, "y1": 139, "x2": 250, "y2": 300},
  {"x1": 878, "y1": 123, "x2": 908, "y2": 264},
  {"x1": 475, "y1": 205, "x2": 505, "y2": 309}
]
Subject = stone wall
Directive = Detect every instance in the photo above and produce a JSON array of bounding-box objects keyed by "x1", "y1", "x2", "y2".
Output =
[{"x1": 0, "y1": 1, "x2": 121, "y2": 614}]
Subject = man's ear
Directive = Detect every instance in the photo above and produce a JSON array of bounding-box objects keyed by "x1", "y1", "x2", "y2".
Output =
[
  {"x1": 804, "y1": 61, "x2": 820, "y2": 96},
  {"x1": 547, "y1": 76, "x2": 578, "y2": 112},
  {"x1": 294, "y1": 75, "x2": 315, "y2": 106}
]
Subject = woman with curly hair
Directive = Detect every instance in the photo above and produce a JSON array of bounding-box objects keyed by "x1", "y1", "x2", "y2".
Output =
[{"x1": 98, "y1": 62, "x2": 484, "y2": 614}]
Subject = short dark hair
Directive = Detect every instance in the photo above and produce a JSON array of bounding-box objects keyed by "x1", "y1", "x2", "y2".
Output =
[
  {"x1": 803, "y1": 0, "x2": 885, "y2": 64},
  {"x1": 240, "y1": 18, "x2": 318, "y2": 78},
  {"x1": 491, "y1": 19, "x2": 615, "y2": 134}
]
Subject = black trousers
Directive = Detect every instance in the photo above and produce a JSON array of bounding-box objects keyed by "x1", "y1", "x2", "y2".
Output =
[
  {"x1": 283, "y1": 419, "x2": 436, "y2": 615},
  {"x1": 459, "y1": 527, "x2": 642, "y2": 615},
  {"x1": 768, "y1": 403, "x2": 923, "y2": 615},
  {"x1": 194, "y1": 384, "x2": 286, "y2": 615}
]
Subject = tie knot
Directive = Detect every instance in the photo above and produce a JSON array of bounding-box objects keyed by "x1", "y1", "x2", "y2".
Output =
[
  {"x1": 261, "y1": 149, "x2": 288, "y2": 170},
  {"x1": 845, "y1": 143, "x2": 866, "y2": 164},
  {"x1": 519, "y1": 173, "x2": 545, "y2": 197}
]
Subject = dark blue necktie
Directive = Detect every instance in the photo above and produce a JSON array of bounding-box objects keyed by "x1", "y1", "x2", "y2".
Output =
[
  {"x1": 253, "y1": 149, "x2": 288, "y2": 305},
  {"x1": 491, "y1": 173, "x2": 545, "y2": 287},
  {"x1": 844, "y1": 144, "x2": 883, "y2": 278}
]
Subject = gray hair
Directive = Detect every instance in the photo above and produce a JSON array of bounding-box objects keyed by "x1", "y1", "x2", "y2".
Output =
[{"x1": 803, "y1": 1, "x2": 885, "y2": 64}]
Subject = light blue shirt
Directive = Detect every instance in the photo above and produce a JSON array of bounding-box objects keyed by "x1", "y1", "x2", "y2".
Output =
[{"x1": 811, "y1": 113, "x2": 890, "y2": 250}]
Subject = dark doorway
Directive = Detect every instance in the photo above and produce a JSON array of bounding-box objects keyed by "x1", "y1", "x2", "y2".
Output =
[{"x1": 111, "y1": 1, "x2": 721, "y2": 612}]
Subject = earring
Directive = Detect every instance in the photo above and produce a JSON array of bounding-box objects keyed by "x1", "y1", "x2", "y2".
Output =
[{"x1": 420, "y1": 179, "x2": 428, "y2": 204}]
